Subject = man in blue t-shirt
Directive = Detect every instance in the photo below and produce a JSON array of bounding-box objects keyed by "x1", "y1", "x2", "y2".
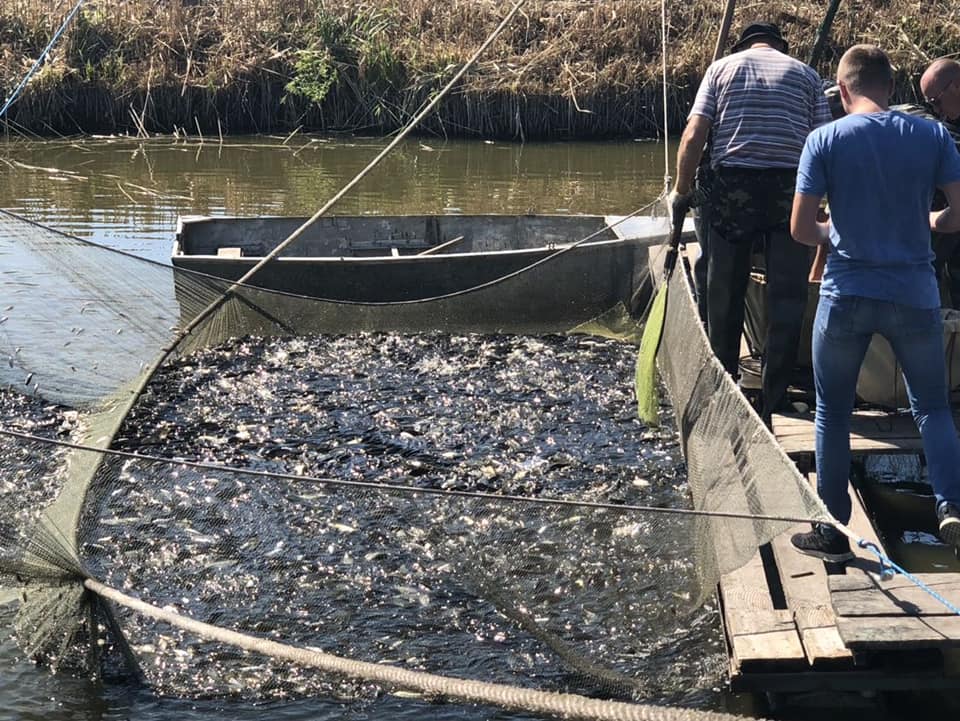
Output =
[{"x1": 791, "y1": 44, "x2": 960, "y2": 562}]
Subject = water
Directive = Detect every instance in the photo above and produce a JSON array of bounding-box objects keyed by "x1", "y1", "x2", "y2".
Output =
[
  {"x1": 0, "y1": 134, "x2": 670, "y2": 261},
  {"x1": 0, "y1": 134, "x2": 733, "y2": 721}
]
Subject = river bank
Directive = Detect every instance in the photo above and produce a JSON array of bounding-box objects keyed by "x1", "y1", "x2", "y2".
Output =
[{"x1": 0, "y1": 1, "x2": 951, "y2": 139}]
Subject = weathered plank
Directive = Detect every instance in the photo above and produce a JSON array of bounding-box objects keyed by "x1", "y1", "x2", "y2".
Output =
[
  {"x1": 834, "y1": 614, "x2": 960, "y2": 649},
  {"x1": 831, "y1": 573, "x2": 960, "y2": 616},
  {"x1": 831, "y1": 486, "x2": 960, "y2": 648},
  {"x1": 772, "y1": 409, "x2": 960, "y2": 458},
  {"x1": 844, "y1": 483, "x2": 888, "y2": 567},
  {"x1": 719, "y1": 548, "x2": 806, "y2": 672},
  {"x1": 764, "y1": 470, "x2": 888, "y2": 665},
  {"x1": 770, "y1": 526, "x2": 853, "y2": 665}
]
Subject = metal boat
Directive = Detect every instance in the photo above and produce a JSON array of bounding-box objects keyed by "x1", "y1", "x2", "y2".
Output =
[{"x1": 171, "y1": 213, "x2": 669, "y2": 331}]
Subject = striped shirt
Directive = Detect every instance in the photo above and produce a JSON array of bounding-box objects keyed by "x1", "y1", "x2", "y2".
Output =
[{"x1": 689, "y1": 47, "x2": 832, "y2": 169}]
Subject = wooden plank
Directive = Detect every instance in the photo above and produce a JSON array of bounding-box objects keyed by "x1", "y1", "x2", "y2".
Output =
[
  {"x1": 830, "y1": 482, "x2": 960, "y2": 649},
  {"x1": 770, "y1": 526, "x2": 853, "y2": 665},
  {"x1": 845, "y1": 482, "x2": 887, "y2": 566},
  {"x1": 726, "y1": 609, "x2": 807, "y2": 670},
  {"x1": 831, "y1": 573, "x2": 960, "y2": 616},
  {"x1": 772, "y1": 409, "x2": 960, "y2": 458},
  {"x1": 719, "y1": 548, "x2": 806, "y2": 671},
  {"x1": 766, "y1": 471, "x2": 872, "y2": 665},
  {"x1": 834, "y1": 614, "x2": 960, "y2": 649},
  {"x1": 834, "y1": 573, "x2": 960, "y2": 594}
]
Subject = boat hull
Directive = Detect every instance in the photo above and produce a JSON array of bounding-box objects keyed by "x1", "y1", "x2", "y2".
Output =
[{"x1": 171, "y1": 214, "x2": 664, "y2": 332}]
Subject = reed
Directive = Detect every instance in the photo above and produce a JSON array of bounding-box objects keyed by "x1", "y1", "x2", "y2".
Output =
[{"x1": 1, "y1": 0, "x2": 958, "y2": 138}]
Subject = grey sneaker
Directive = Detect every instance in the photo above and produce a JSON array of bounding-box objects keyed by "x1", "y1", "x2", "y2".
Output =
[
  {"x1": 790, "y1": 524, "x2": 854, "y2": 563},
  {"x1": 938, "y1": 502, "x2": 960, "y2": 548}
]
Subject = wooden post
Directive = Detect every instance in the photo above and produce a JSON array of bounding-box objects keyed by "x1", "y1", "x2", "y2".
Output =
[
  {"x1": 713, "y1": 0, "x2": 737, "y2": 62},
  {"x1": 809, "y1": 0, "x2": 844, "y2": 69}
]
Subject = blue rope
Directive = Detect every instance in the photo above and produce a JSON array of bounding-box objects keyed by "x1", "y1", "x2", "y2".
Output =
[
  {"x1": 857, "y1": 539, "x2": 960, "y2": 617},
  {"x1": 0, "y1": 0, "x2": 85, "y2": 120}
]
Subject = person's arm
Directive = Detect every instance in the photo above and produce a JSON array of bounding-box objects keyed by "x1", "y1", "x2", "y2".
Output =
[
  {"x1": 673, "y1": 115, "x2": 712, "y2": 195},
  {"x1": 932, "y1": 180, "x2": 960, "y2": 233},
  {"x1": 809, "y1": 242, "x2": 828, "y2": 282},
  {"x1": 791, "y1": 192, "x2": 831, "y2": 246},
  {"x1": 808, "y1": 205, "x2": 831, "y2": 281}
]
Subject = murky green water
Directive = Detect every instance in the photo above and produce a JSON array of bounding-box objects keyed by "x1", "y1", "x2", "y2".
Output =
[{"x1": 0, "y1": 134, "x2": 670, "y2": 262}]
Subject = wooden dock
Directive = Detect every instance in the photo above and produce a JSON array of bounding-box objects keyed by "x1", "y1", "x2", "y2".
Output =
[
  {"x1": 717, "y1": 409, "x2": 960, "y2": 696},
  {"x1": 774, "y1": 409, "x2": 960, "y2": 462},
  {"x1": 654, "y1": 243, "x2": 960, "y2": 697}
]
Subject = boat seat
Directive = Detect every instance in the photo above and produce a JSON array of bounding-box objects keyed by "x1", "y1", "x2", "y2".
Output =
[{"x1": 345, "y1": 239, "x2": 432, "y2": 256}]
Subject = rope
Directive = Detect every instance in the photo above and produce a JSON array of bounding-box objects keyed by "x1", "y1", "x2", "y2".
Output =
[
  {"x1": 83, "y1": 578, "x2": 759, "y2": 721},
  {"x1": 0, "y1": 0, "x2": 85, "y2": 119},
  {"x1": 171, "y1": 0, "x2": 529, "y2": 345},
  {"x1": 832, "y1": 524, "x2": 960, "y2": 618},
  {"x1": 660, "y1": 0, "x2": 671, "y2": 195},
  {"x1": 0, "y1": 426, "x2": 823, "y2": 526}
]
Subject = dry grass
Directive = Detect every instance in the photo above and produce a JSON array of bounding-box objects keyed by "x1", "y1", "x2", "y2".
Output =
[{"x1": 2, "y1": 0, "x2": 960, "y2": 138}]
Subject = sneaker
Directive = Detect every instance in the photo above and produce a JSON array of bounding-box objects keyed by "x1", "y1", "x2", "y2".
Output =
[
  {"x1": 938, "y1": 502, "x2": 960, "y2": 548},
  {"x1": 790, "y1": 524, "x2": 854, "y2": 563}
]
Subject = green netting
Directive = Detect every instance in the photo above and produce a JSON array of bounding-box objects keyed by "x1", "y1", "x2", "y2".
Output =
[
  {"x1": 635, "y1": 282, "x2": 667, "y2": 426},
  {"x1": 656, "y1": 250, "x2": 830, "y2": 586}
]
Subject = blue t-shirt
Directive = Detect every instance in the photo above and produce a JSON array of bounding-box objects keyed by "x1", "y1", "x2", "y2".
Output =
[{"x1": 796, "y1": 110, "x2": 960, "y2": 308}]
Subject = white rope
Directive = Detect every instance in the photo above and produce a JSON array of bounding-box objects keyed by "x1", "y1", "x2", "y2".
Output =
[
  {"x1": 660, "y1": 0, "x2": 671, "y2": 194},
  {"x1": 85, "y1": 578, "x2": 760, "y2": 721},
  {"x1": 0, "y1": 0, "x2": 85, "y2": 119}
]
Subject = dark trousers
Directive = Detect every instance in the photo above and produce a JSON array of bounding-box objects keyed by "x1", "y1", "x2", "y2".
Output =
[
  {"x1": 692, "y1": 207, "x2": 709, "y2": 324},
  {"x1": 703, "y1": 167, "x2": 810, "y2": 420},
  {"x1": 934, "y1": 230, "x2": 960, "y2": 309}
]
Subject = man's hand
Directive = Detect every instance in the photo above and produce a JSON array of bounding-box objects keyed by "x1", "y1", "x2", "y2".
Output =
[{"x1": 666, "y1": 189, "x2": 692, "y2": 219}]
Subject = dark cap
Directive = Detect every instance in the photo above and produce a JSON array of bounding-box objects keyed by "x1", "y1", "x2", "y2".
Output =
[{"x1": 731, "y1": 22, "x2": 788, "y2": 53}]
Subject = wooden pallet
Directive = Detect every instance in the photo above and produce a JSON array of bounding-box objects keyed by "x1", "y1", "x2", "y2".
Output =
[
  {"x1": 831, "y1": 571, "x2": 960, "y2": 649},
  {"x1": 719, "y1": 473, "x2": 866, "y2": 681},
  {"x1": 659, "y1": 244, "x2": 960, "y2": 692},
  {"x1": 719, "y1": 471, "x2": 960, "y2": 692},
  {"x1": 719, "y1": 546, "x2": 807, "y2": 675}
]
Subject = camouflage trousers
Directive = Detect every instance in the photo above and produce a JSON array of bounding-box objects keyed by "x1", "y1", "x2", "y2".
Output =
[{"x1": 696, "y1": 166, "x2": 811, "y2": 421}]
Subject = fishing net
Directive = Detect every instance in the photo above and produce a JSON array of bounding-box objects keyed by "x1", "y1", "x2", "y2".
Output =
[
  {"x1": 656, "y1": 254, "x2": 830, "y2": 591},
  {"x1": 0, "y1": 207, "x2": 828, "y2": 719}
]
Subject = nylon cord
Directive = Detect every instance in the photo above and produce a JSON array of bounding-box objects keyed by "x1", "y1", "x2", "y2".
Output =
[
  {"x1": 0, "y1": 0, "x2": 86, "y2": 119},
  {"x1": 660, "y1": 0, "x2": 672, "y2": 194},
  {"x1": 0, "y1": 426, "x2": 822, "y2": 526}
]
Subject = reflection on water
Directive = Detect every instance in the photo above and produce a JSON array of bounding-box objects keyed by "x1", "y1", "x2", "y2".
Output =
[{"x1": 0, "y1": 135, "x2": 669, "y2": 262}]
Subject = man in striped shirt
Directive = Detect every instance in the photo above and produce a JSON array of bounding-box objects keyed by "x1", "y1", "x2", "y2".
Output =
[{"x1": 670, "y1": 22, "x2": 832, "y2": 423}]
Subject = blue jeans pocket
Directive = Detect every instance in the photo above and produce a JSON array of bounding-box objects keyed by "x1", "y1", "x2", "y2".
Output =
[{"x1": 815, "y1": 295, "x2": 859, "y2": 340}]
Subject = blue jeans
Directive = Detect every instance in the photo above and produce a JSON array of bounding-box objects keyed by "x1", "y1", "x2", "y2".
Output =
[{"x1": 813, "y1": 294, "x2": 960, "y2": 523}]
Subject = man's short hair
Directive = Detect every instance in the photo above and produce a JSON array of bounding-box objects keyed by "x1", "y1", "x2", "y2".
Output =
[{"x1": 838, "y1": 44, "x2": 893, "y2": 96}]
